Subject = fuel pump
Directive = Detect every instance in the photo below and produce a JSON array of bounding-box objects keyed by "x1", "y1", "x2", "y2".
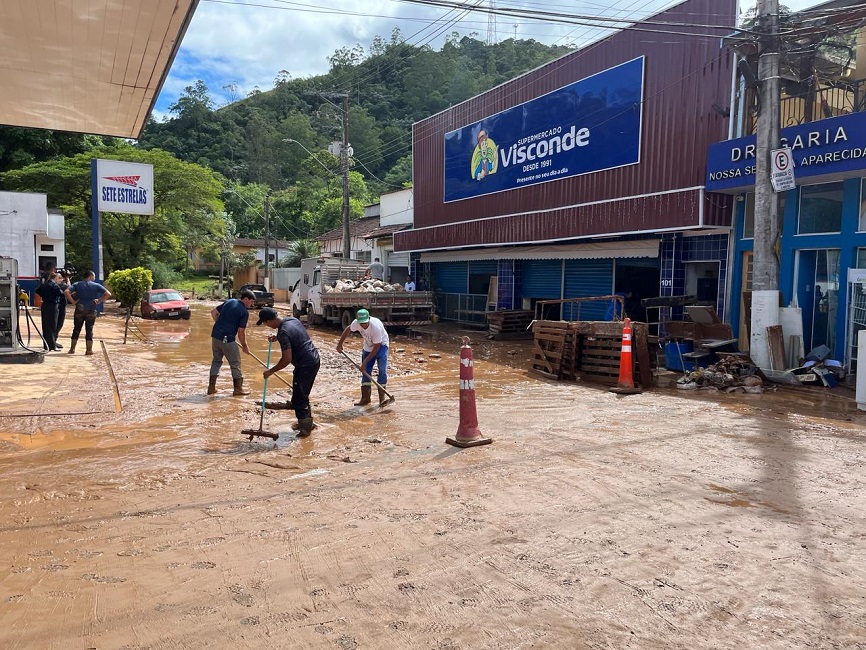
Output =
[{"x1": 0, "y1": 257, "x2": 19, "y2": 352}]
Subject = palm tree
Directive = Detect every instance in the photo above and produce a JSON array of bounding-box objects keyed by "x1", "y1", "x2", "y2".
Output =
[{"x1": 280, "y1": 239, "x2": 320, "y2": 267}]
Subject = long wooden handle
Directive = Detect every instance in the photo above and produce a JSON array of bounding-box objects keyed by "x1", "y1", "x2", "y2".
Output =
[
  {"x1": 249, "y1": 351, "x2": 292, "y2": 388},
  {"x1": 339, "y1": 349, "x2": 394, "y2": 400}
]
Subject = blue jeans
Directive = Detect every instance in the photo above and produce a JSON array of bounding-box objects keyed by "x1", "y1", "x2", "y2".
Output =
[{"x1": 361, "y1": 346, "x2": 388, "y2": 386}]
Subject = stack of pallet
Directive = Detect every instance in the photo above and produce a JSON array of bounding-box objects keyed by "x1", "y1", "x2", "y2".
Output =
[
  {"x1": 486, "y1": 310, "x2": 534, "y2": 340},
  {"x1": 529, "y1": 320, "x2": 652, "y2": 389}
]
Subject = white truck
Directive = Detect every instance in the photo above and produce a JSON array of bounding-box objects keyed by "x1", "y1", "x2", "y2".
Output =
[{"x1": 290, "y1": 257, "x2": 434, "y2": 328}]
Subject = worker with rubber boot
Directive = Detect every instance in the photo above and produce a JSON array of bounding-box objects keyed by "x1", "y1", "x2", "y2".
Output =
[
  {"x1": 64, "y1": 270, "x2": 112, "y2": 355},
  {"x1": 257, "y1": 307, "x2": 320, "y2": 437},
  {"x1": 336, "y1": 308, "x2": 390, "y2": 407},
  {"x1": 208, "y1": 289, "x2": 255, "y2": 396}
]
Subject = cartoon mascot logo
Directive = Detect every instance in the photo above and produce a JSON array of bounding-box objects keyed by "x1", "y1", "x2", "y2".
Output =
[{"x1": 471, "y1": 129, "x2": 497, "y2": 181}]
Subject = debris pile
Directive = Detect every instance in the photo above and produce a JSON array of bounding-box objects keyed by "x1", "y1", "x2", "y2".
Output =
[
  {"x1": 677, "y1": 355, "x2": 764, "y2": 393},
  {"x1": 323, "y1": 279, "x2": 405, "y2": 293}
]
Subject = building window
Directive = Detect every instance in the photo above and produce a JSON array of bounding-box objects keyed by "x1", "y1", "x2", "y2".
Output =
[
  {"x1": 40, "y1": 244, "x2": 54, "y2": 251},
  {"x1": 857, "y1": 248, "x2": 866, "y2": 268},
  {"x1": 743, "y1": 193, "x2": 754, "y2": 239},
  {"x1": 859, "y1": 180, "x2": 866, "y2": 232},
  {"x1": 355, "y1": 251, "x2": 371, "y2": 263},
  {"x1": 798, "y1": 182, "x2": 843, "y2": 234},
  {"x1": 743, "y1": 192, "x2": 786, "y2": 239}
]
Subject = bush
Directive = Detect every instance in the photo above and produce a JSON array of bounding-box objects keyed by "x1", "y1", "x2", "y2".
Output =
[
  {"x1": 106, "y1": 267, "x2": 153, "y2": 311},
  {"x1": 148, "y1": 260, "x2": 183, "y2": 290}
]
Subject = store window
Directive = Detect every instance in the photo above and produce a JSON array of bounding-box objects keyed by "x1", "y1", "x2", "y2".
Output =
[
  {"x1": 798, "y1": 182, "x2": 843, "y2": 234},
  {"x1": 859, "y1": 179, "x2": 866, "y2": 231},
  {"x1": 858, "y1": 248, "x2": 866, "y2": 268},
  {"x1": 742, "y1": 192, "x2": 785, "y2": 239}
]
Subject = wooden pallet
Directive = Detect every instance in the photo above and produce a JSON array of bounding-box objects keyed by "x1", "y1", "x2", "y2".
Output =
[
  {"x1": 487, "y1": 309, "x2": 534, "y2": 340},
  {"x1": 529, "y1": 321, "x2": 572, "y2": 379}
]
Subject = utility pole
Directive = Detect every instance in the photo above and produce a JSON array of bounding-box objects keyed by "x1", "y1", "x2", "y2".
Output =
[
  {"x1": 750, "y1": 0, "x2": 782, "y2": 369},
  {"x1": 340, "y1": 94, "x2": 351, "y2": 260},
  {"x1": 264, "y1": 192, "x2": 271, "y2": 290}
]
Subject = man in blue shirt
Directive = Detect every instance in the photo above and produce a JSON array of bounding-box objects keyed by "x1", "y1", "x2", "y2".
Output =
[
  {"x1": 63, "y1": 271, "x2": 111, "y2": 355},
  {"x1": 209, "y1": 289, "x2": 256, "y2": 396},
  {"x1": 258, "y1": 307, "x2": 321, "y2": 437}
]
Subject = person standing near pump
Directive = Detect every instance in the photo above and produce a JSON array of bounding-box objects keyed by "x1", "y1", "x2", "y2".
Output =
[
  {"x1": 209, "y1": 289, "x2": 255, "y2": 396},
  {"x1": 55, "y1": 269, "x2": 71, "y2": 346},
  {"x1": 257, "y1": 307, "x2": 321, "y2": 437},
  {"x1": 36, "y1": 272, "x2": 64, "y2": 351},
  {"x1": 336, "y1": 308, "x2": 390, "y2": 407},
  {"x1": 64, "y1": 271, "x2": 111, "y2": 355}
]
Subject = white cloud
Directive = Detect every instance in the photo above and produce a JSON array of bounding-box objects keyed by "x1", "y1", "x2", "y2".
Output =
[{"x1": 156, "y1": 0, "x2": 824, "y2": 111}]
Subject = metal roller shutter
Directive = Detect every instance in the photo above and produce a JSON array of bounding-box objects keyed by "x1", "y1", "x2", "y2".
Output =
[
  {"x1": 522, "y1": 259, "x2": 563, "y2": 298},
  {"x1": 468, "y1": 260, "x2": 497, "y2": 275},
  {"x1": 435, "y1": 261, "x2": 468, "y2": 293},
  {"x1": 387, "y1": 251, "x2": 410, "y2": 268},
  {"x1": 564, "y1": 258, "x2": 614, "y2": 320}
]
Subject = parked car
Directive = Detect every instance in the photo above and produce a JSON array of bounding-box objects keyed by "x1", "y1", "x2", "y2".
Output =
[
  {"x1": 234, "y1": 284, "x2": 274, "y2": 308},
  {"x1": 140, "y1": 289, "x2": 191, "y2": 320}
]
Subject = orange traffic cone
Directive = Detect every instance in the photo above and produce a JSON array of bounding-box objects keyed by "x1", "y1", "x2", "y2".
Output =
[
  {"x1": 609, "y1": 318, "x2": 642, "y2": 395},
  {"x1": 446, "y1": 337, "x2": 493, "y2": 448}
]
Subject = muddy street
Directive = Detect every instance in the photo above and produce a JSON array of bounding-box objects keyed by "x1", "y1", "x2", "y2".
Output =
[{"x1": 0, "y1": 304, "x2": 865, "y2": 649}]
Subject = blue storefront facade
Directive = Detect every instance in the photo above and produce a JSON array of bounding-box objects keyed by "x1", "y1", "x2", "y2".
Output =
[{"x1": 707, "y1": 112, "x2": 866, "y2": 366}]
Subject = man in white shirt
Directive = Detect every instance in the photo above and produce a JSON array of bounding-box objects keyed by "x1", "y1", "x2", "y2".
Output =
[
  {"x1": 404, "y1": 276, "x2": 415, "y2": 291},
  {"x1": 336, "y1": 308, "x2": 390, "y2": 407}
]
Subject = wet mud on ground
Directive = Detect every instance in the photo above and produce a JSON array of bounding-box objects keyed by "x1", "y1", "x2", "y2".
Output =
[{"x1": 0, "y1": 303, "x2": 865, "y2": 649}]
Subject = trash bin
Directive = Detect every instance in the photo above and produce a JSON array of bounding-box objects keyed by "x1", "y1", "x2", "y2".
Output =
[{"x1": 665, "y1": 340, "x2": 693, "y2": 372}]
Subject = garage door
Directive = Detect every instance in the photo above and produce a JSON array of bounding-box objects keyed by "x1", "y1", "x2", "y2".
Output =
[
  {"x1": 564, "y1": 258, "x2": 614, "y2": 320},
  {"x1": 522, "y1": 259, "x2": 563, "y2": 298}
]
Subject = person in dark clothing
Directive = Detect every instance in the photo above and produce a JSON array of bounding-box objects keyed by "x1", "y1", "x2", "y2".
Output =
[
  {"x1": 36, "y1": 272, "x2": 64, "y2": 351},
  {"x1": 209, "y1": 289, "x2": 255, "y2": 396},
  {"x1": 55, "y1": 269, "x2": 71, "y2": 344},
  {"x1": 64, "y1": 271, "x2": 111, "y2": 355},
  {"x1": 257, "y1": 307, "x2": 321, "y2": 437}
]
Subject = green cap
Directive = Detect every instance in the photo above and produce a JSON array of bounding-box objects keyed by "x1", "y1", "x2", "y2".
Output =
[{"x1": 356, "y1": 308, "x2": 370, "y2": 323}]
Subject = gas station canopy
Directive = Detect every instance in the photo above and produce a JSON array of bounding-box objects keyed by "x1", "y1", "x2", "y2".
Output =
[{"x1": 0, "y1": 0, "x2": 199, "y2": 139}]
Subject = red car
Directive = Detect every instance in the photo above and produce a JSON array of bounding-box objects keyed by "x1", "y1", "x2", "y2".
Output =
[{"x1": 140, "y1": 289, "x2": 191, "y2": 320}]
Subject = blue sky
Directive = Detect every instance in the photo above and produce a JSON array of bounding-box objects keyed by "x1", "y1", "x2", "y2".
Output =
[{"x1": 153, "y1": 0, "x2": 816, "y2": 120}]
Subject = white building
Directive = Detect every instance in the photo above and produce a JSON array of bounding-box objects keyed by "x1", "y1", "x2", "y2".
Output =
[{"x1": 0, "y1": 191, "x2": 65, "y2": 280}]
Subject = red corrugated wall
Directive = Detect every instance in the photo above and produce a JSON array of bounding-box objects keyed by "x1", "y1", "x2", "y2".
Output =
[{"x1": 398, "y1": 0, "x2": 736, "y2": 252}]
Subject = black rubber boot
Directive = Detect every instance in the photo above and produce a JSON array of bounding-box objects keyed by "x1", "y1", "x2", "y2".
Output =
[
  {"x1": 207, "y1": 376, "x2": 218, "y2": 395},
  {"x1": 232, "y1": 377, "x2": 251, "y2": 396},
  {"x1": 377, "y1": 385, "x2": 391, "y2": 407},
  {"x1": 354, "y1": 385, "x2": 372, "y2": 406},
  {"x1": 85, "y1": 340, "x2": 94, "y2": 356},
  {"x1": 296, "y1": 418, "x2": 315, "y2": 437}
]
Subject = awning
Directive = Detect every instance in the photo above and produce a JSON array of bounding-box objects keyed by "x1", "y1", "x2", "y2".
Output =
[
  {"x1": 0, "y1": 1, "x2": 199, "y2": 139},
  {"x1": 419, "y1": 239, "x2": 660, "y2": 263}
]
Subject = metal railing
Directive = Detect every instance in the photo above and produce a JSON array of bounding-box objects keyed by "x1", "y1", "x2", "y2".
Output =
[
  {"x1": 744, "y1": 78, "x2": 866, "y2": 134},
  {"x1": 534, "y1": 295, "x2": 623, "y2": 322}
]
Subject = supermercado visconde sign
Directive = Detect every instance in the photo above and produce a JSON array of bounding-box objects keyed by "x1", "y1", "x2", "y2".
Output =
[{"x1": 443, "y1": 57, "x2": 645, "y2": 203}]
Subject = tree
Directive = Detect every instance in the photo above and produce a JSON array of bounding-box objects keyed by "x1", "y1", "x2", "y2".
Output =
[
  {"x1": 280, "y1": 239, "x2": 320, "y2": 267},
  {"x1": 0, "y1": 143, "x2": 226, "y2": 275},
  {"x1": 106, "y1": 266, "x2": 153, "y2": 343}
]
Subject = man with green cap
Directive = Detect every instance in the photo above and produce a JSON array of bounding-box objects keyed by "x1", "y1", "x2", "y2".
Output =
[{"x1": 336, "y1": 308, "x2": 390, "y2": 407}]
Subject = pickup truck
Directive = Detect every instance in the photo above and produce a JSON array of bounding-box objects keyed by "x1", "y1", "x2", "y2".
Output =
[{"x1": 234, "y1": 284, "x2": 274, "y2": 308}]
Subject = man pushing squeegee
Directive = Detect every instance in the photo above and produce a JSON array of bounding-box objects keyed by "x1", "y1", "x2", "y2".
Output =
[{"x1": 337, "y1": 309, "x2": 395, "y2": 408}]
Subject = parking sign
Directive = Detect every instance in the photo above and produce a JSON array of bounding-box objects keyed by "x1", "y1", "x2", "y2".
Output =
[{"x1": 770, "y1": 147, "x2": 796, "y2": 192}]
